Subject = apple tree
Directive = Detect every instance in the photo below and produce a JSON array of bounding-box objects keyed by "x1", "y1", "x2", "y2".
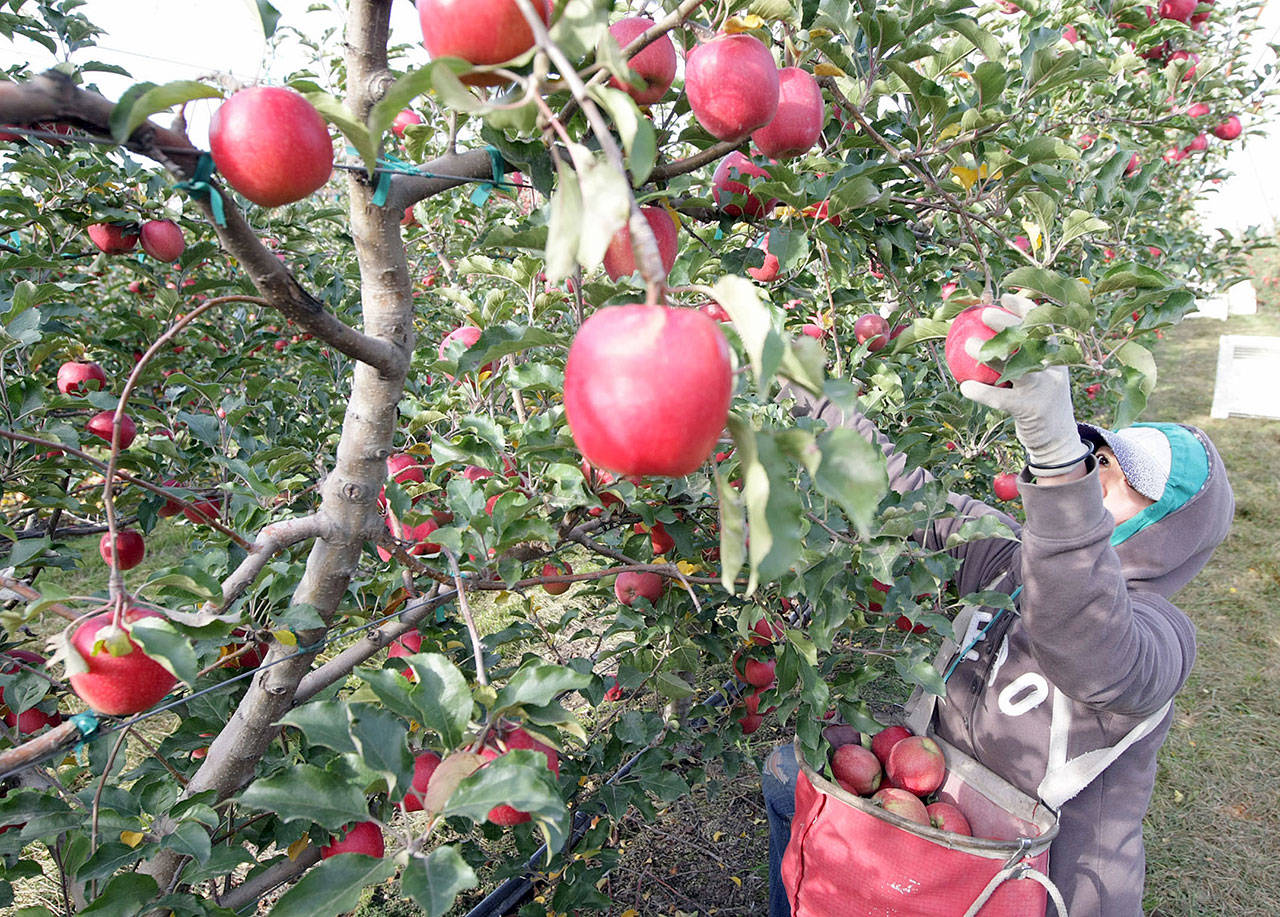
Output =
[{"x1": 0, "y1": 0, "x2": 1272, "y2": 913}]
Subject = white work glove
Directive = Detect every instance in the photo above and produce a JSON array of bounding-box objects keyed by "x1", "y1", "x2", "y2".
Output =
[{"x1": 958, "y1": 295, "x2": 1089, "y2": 476}]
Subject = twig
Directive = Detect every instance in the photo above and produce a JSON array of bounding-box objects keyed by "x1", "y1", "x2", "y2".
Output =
[{"x1": 444, "y1": 548, "x2": 487, "y2": 686}]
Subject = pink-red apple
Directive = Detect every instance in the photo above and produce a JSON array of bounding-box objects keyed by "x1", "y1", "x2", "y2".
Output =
[
  {"x1": 86, "y1": 410, "x2": 137, "y2": 449},
  {"x1": 69, "y1": 606, "x2": 178, "y2": 715},
  {"x1": 607, "y1": 16, "x2": 677, "y2": 106},
  {"x1": 183, "y1": 498, "x2": 223, "y2": 527},
  {"x1": 926, "y1": 801, "x2": 972, "y2": 835},
  {"x1": 831, "y1": 743, "x2": 882, "y2": 796},
  {"x1": 711, "y1": 151, "x2": 775, "y2": 218},
  {"x1": 402, "y1": 750, "x2": 442, "y2": 812},
  {"x1": 685, "y1": 33, "x2": 780, "y2": 142},
  {"x1": 87, "y1": 223, "x2": 138, "y2": 254},
  {"x1": 747, "y1": 235, "x2": 780, "y2": 283},
  {"x1": 139, "y1": 219, "x2": 185, "y2": 262},
  {"x1": 541, "y1": 561, "x2": 572, "y2": 596},
  {"x1": 1213, "y1": 114, "x2": 1242, "y2": 140},
  {"x1": 1158, "y1": 0, "x2": 1196, "y2": 20},
  {"x1": 993, "y1": 472, "x2": 1019, "y2": 502},
  {"x1": 614, "y1": 571, "x2": 663, "y2": 605},
  {"x1": 602, "y1": 206, "x2": 679, "y2": 281},
  {"x1": 854, "y1": 313, "x2": 889, "y2": 352},
  {"x1": 564, "y1": 304, "x2": 732, "y2": 476},
  {"x1": 742, "y1": 657, "x2": 776, "y2": 689},
  {"x1": 871, "y1": 725, "x2": 912, "y2": 767},
  {"x1": 417, "y1": 0, "x2": 552, "y2": 86},
  {"x1": 752, "y1": 67, "x2": 824, "y2": 159},
  {"x1": 944, "y1": 305, "x2": 1015, "y2": 386},
  {"x1": 885, "y1": 735, "x2": 946, "y2": 796},
  {"x1": 209, "y1": 87, "x2": 333, "y2": 208},
  {"x1": 99, "y1": 530, "x2": 145, "y2": 570},
  {"x1": 56, "y1": 360, "x2": 106, "y2": 395},
  {"x1": 872, "y1": 787, "x2": 931, "y2": 826},
  {"x1": 321, "y1": 821, "x2": 385, "y2": 858},
  {"x1": 392, "y1": 108, "x2": 422, "y2": 137}
]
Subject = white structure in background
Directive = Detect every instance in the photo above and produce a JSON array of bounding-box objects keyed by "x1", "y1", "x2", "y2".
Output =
[
  {"x1": 1210, "y1": 335, "x2": 1280, "y2": 419},
  {"x1": 1190, "y1": 279, "x2": 1259, "y2": 320}
]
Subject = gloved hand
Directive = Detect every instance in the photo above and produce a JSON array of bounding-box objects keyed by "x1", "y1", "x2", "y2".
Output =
[{"x1": 958, "y1": 295, "x2": 1089, "y2": 476}]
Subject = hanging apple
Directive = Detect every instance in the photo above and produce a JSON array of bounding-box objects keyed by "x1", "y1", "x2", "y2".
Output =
[
  {"x1": 685, "y1": 33, "x2": 780, "y2": 142},
  {"x1": 564, "y1": 304, "x2": 732, "y2": 476},
  {"x1": 56, "y1": 360, "x2": 106, "y2": 395},
  {"x1": 68, "y1": 606, "x2": 179, "y2": 716},
  {"x1": 139, "y1": 219, "x2": 185, "y2": 262},
  {"x1": 607, "y1": 16, "x2": 677, "y2": 106},
  {"x1": 209, "y1": 87, "x2": 334, "y2": 208},
  {"x1": 417, "y1": 0, "x2": 553, "y2": 86},
  {"x1": 602, "y1": 206, "x2": 679, "y2": 281},
  {"x1": 752, "y1": 67, "x2": 824, "y2": 159},
  {"x1": 712, "y1": 151, "x2": 775, "y2": 218}
]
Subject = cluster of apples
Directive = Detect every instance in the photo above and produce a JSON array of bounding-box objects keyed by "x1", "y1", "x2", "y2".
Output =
[
  {"x1": 87, "y1": 219, "x2": 185, "y2": 261},
  {"x1": 830, "y1": 725, "x2": 973, "y2": 836},
  {"x1": 731, "y1": 617, "x2": 783, "y2": 735}
]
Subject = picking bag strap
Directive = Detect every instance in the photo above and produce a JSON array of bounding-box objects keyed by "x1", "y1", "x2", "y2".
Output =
[{"x1": 962, "y1": 861, "x2": 1069, "y2": 917}]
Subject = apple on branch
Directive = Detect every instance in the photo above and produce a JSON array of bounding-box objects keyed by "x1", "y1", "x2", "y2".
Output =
[
  {"x1": 68, "y1": 606, "x2": 179, "y2": 716},
  {"x1": 417, "y1": 0, "x2": 552, "y2": 87},
  {"x1": 209, "y1": 87, "x2": 333, "y2": 208},
  {"x1": 56, "y1": 360, "x2": 106, "y2": 395},
  {"x1": 685, "y1": 32, "x2": 780, "y2": 142},
  {"x1": 607, "y1": 16, "x2": 677, "y2": 106}
]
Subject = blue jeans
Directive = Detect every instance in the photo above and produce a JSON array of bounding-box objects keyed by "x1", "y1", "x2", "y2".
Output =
[{"x1": 761, "y1": 744, "x2": 801, "y2": 917}]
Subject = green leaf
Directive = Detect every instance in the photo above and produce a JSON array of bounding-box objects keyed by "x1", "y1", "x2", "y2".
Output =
[
  {"x1": 1059, "y1": 210, "x2": 1109, "y2": 249},
  {"x1": 127, "y1": 616, "x2": 198, "y2": 686},
  {"x1": 245, "y1": 0, "x2": 282, "y2": 38},
  {"x1": 270, "y1": 852, "x2": 395, "y2": 917},
  {"x1": 158, "y1": 821, "x2": 211, "y2": 864},
  {"x1": 712, "y1": 274, "x2": 780, "y2": 390},
  {"x1": 109, "y1": 80, "x2": 222, "y2": 143},
  {"x1": 402, "y1": 846, "x2": 479, "y2": 917},
  {"x1": 444, "y1": 749, "x2": 567, "y2": 853},
  {"x1": 494, "y1": 661, "x2": 592, "y2": 712},
  {"x1": 813, "y1": 427, "x2": 888, "y2": 537},
  {"x1": 279, "y1": 701, "x2": 360, "y2": 754},
  {"x1": 368, "y1": 61, "x2": 461, "y2": 139},
  {"x1": 457, "y1": 325, "x2": 560, "y2": 374},
  {"x1": 948, "y1": 18, "x2": 1001, "y2": 60},
  {"x1": 575, "y1": 154, "x2": 631, "y2": 271},
  {"x1": 300, "y1": 90, "x2": 377, "y2": 179},
  {"x1": 346, "y1": 703, "x2": 412, "y2": 797},
  {"x1": 1002, "y1": 266, "x2": 1092, "y2": 308},
  {"x1": 1113, "y1": 342, "x2": 1157, "y2": 428},
  {"x1": 398, "y1": 653, "x2": 474, "y2": 748},
  {"x1": 715, "y1": 466, "x2": 747, "y2": 594},
  {"x1": 591, "y1": 86, "x2": 657, "y2": 185},
  {"x1": 545, "y1": 156, "x2": 583, "y2": 282},
  {"x1": 237, "y1": 765, "x2": 371, "y2": 830},
  {"x1": 894, "y1": 649, "x2": 946, "y2": 697},
  {"x1": 79, "y1": 873, "x2": 159, "y2": 916}
]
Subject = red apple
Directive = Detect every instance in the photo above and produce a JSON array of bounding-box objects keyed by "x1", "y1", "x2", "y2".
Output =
[
  {"x1": 1186, "y1": 132, "x2": 1208, "y2": 153},
  {"x1": 700, "y1": 300, "x2": 731, "y2": 322},
  {"x1": 392, "y1": 108, "x2": 422, "y2": 137},
  {"x1": 894, "y1": 615, "x2": 929, "y2": 635},
  {"x1": 69, "y1": 606, "x2": 179, "y2": 715},
  {"x1": 711, "y1": 151, "x2": 775, "y2": 218},
  {"x1": 1163, "y1": 145, "x2": 1188, "y2": 164},
  {"x1": 747, "y1": 235, "x2": 780, "y2": 283},
  {"x1": 926, "y1": 801, "x2": 972, "y2": 836},
  {"x1": 321, "y1": 821, "x2": 385, "y2": 858},
  {"x1": 86, "y1": 410, "x2": 137, "y2": 449},
  {"x1": 607, "y1": 16, "x2": 677, "y2": 106},
  {"x1": 738, "y1": 711, "x2": 764, "y2": 734},
  {"x1": 541, "y1": 561, "x2": 572, "y2": 595},
  {"x1": 646, "y1": 521, "x2": 675, "y2": 556},
  {"x1": 99, "y1": 530, "x2": 145, "y2": 570},
  {"x1": 751, "y1": 616, "x2": 784, "y2": 646},
  {"x1": 872, "y1": 787, "x2": 931, "y2": 826},
  {"x1": 801, "y1": 199, "x2": 841, "y2": 225},
  {"x1": 56, "y1": 360, "x2": 106, "y2": 395},
  {"x1": 1158, "y1": 0, "x2": 1196, "y2": 20},
  {"x1": 614, "y1": 571, "x2": 664, "y2": 605},
  {"x1": 944, "y1": 305, "x2": 1015, "y2": 386},
  {"x1": 87, "y1": 223, "x2": 138, "y2": 254},
  {"x1": 564, "y1": 304, "x2": 732, "y2": 477},
  {"x1": 751, "y1": 67, "x2": 824, "y2": 159},
  {"x1": 387, "y1": 452, "x2": 429, "y2": 486},
  {"x1": 221, "y1": 628, "x2": 268, "y2": 669},
  {"x1": 1125, "y1": 153, "x2": 1141, "y2": 176},
  {"x1": 0, "y1": 651, "x2": 61, "y2": 735},
  {"x1": 885, "y1": 735, "x2": 946, "y2": 796},
  {"x1": 439, "y1": 325, "x2": 495, "y2": 375},
  {"x1": 853, "y1": 314, "x2": 889, "y2": 352},
  {"x1": 183, "y1": 498, "x2": 223, "y2": 526},
  {"x1": 157, "y1": 479, "x2": 185, "y2": 518},
  {"x1": 1185, "y1": 101, "x2": 1210, "y2": 118},
  {"x1": 871, "y1": 725, "x2": 912, "y2": 767},
  {"x1": 402, "y1": 750, "x2": 443, "y2": 812},
  {"x1": 480, "y1": 724, "x2": 560, "y2": 825},
  {"x1": 831, "y1": 743, "x2": 882, "y2": 796},
  {"x1": 417, "y1": 0, "x2": 552, "y2": 86},
  {"x1": 743, "y1": 657, "x2": 776, "y2": 689},
  {"x1": 209, "y1": 87, "x2": 333, "y2": 208},
  {"x1": 993, "y1": 472, "x2": 1019, "y2": 502},
  {"x1": 602, "y1": 206, "x2": 679, "y2": 281},
  {"x1": 685, "y1": 33, "x2": 780, "y2": 142},
  {"x1": 1169, "y1": 50, "x2": 1198, "y2": 80},
  {"x1": 1078, "y1": 132, "x2": 1096, "y2": 150},
  {"x1": 800, "y1": 323, "x2": 824, "y2": 339},
  {"x1": 1213, "y1": 114, "x2": 1242, "y2": 140},
  {"x1": 378, "y1": 512, "x2": 442, "y2": 559},
  {"x1": 1062, "y1": 24, "x2": 1080, "y2": 42},
  {"x1": 139, "y1": 220, "x2": 185, "y2": 262}
]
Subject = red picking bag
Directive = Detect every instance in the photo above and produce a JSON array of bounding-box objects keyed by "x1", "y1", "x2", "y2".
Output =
[{"x1": 781, "y1": 734, "x2": 1064, "y2": 916}]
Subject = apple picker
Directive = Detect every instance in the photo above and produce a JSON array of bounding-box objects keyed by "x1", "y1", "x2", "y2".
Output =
[{"x1": 763, "y1": 295, "x2": 1235, "y2": 916}]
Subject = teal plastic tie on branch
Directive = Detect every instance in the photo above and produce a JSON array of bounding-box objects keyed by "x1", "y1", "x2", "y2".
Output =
[
  {"x1": 174, "y1": 152, "x2": 226, "y2": 227},
  {"x1": 469, "y1": 144, "x2": 507, "y2": 207},
  {"x1": 8, "y1": 231, "x2": 18, "y2": 249},
  {"x1": 371, "y1": 152, "x2": 423, "y2": 208},
  {"x1": 69, "y1": 711, "x2": 101, "y2": 752}
]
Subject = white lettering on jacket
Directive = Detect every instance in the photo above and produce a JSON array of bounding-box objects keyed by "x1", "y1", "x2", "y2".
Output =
[
  {"x1": 960, "y1": 611, "x2": 993, "y2": 661},
  {"x1": 987, "y1": 636, "x2": 1010, "y2": 687},
  {"x1": 998, "y1": 672, "x2": 1049, "y2": 716}
]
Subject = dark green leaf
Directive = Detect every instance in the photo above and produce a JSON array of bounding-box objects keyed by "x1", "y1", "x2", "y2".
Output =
[
  {"x1": 79, "y1": 873, "x2": 159, "y2": 916},
  {"x1": 402, "y1": 845, "x2": 479, "y2": 917},
  {"x1": 270, "y1": 852, "x2": 395, "y2": 917},
  {"x1": 237, "y1": 765, "x2": 371, "y2": 829},
  {"x1": 109, "y1": 80, "x2": 221, "y2": 143},
  {"x1": 813, "y1": 427, "x2": 888, "y2": 537},
  {"x1": 494, "y1": 661, "x2": 592, "y2": 712}
]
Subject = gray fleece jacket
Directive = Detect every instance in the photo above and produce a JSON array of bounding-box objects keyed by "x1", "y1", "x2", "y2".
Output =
[{"x1": 790, "y1": 389, "x2": 1234, "y2": 916}]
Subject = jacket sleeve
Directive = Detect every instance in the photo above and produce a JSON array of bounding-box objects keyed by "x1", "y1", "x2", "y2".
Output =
[
  {"x1": 784, "y1": 385, "x2": 1021, "y2": 599},
  {"x1": 1017, "y1": 460, "x2": 1196, "y2": 717}
]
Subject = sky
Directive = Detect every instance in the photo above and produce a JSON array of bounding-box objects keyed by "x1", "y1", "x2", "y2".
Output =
[{"x1": 3, "y1": 0, "x2": 1279, "y2": 236}]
